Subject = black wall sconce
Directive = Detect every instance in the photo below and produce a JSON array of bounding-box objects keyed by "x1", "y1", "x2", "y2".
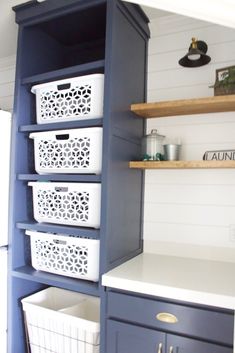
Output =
[{"x1": 179, "y1": 38, "x2": 211, "y2": 68}]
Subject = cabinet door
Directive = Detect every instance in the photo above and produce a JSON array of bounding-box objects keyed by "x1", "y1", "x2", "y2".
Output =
[
  {"x1": 167, "y1": 334, "x2": 233, "y2": 353},
  {"x1": 106, "y1": 319, "x2": 165, "y2": 353}
]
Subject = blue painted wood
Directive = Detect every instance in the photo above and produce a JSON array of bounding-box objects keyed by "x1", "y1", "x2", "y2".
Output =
[
  {"x1": 19, "y1": 118, "x2": 103, "y2": 132},
  {"x1": 106, "y1": 319, "x2": 232, "y2": 353},
  {"x1": 8, "y1": 277, "x2": 47, "y2": 353},
  {"x1": 21, "y1": 60, "x2": 105, "y2": 84},
  {"x1": 16, "y1": 221, "x2": 100, "y2": 238},
  {"x1": 167, "y1": 334, "x2": 233, "y2": 353},
  {"x1": 14, "y1": 0, "x2": 106, "y2": 26},
  {"x1": 20, "y1": 25, "x2": 64, "y2": 78},
  {"x1": 9, "y1": 1, "x2": 149, "y2": 353},
  {"x1": 17, "y1": 174, "x2": 102, "y2": 182},
  {"x1": 106, "y1": 319, "x2": 166, "y2": 353},
  {"x1": 15, "y1": 4, "x2": 106, "y2": 77},
  {"x1": 107, "y1": 291, "x2": 234, "y2": 346},
  {"x1": 12, "y1": 266, "x2": 100, "y2": 296},
  {"x1": 99, "y1": 0, "x2": 149, "y2": 276}
]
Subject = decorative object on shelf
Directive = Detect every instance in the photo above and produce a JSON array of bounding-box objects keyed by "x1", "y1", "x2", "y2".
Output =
[
  {"x1": 210, "y1": 66, "x2": 235, "y2": 95},
  {"x1": 141, "y1": 129, "x2": 165, "y2": 161},
  {"x1": 163, "y1": 144, "x2": 181, "y2": 161},
  {"x1": 203, "y1": 149, "x2": 235, "y2": 161},
  {"x1": 178, "y1": 38, "x2": 211, "y2": 68}
]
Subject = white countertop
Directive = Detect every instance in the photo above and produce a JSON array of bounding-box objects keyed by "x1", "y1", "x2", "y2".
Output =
[{"x1": 102, "y1": 253, "x2": 235, "y2": 310}]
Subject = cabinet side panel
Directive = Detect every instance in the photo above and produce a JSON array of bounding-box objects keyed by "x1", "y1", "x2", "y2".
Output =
[{"x1": 101, "y1": 1, "x2": 149, "y2": 272}]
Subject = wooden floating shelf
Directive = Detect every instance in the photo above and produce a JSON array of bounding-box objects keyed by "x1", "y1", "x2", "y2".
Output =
[
  {"x1": 131, "y1": 95, "x2": 235, "y2": 118},
  {"x1": 129, "y1": 160, "x2": 235, "y2": 169}
]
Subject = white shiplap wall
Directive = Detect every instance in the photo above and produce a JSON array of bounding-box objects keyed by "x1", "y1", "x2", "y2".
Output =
[
  {"x1": 0, "y1": 55, "x2": 15, "y2": 112},
  {"x1": 144, "y1": 14, "x2": 235, "y2": 262}
]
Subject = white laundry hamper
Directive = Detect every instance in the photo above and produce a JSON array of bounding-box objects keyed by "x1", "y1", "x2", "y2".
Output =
[
  {"x1": 29, "y1": 182, "x2": 101, "y2": 228},
  {"x1": 30, "y1": 127, "x2": 103, "y2": 175},
  {"x1": 22, "y1": 287, "x2": 100, "y2": 353},
  {"x1": 31, "y1": 74, "x2": 104, "y2": 124},
  {"x1": 26, "y1": 230, "x2": 100, "y2": 282}
]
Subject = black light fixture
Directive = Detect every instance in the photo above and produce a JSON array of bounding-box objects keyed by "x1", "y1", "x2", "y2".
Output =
[{"x1": 179, "y1": 37, "x2": 211, "y2": 68}]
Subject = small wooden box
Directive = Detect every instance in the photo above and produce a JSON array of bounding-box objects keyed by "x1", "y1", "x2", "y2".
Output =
[{"x1": 213, "y1": 66, "x2": 235, "y2": 96}]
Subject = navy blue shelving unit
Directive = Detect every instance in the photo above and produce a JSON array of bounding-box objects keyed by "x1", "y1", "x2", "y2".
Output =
[{"x1": 8, "y1": 1, "x2": 149, "y2": 352}]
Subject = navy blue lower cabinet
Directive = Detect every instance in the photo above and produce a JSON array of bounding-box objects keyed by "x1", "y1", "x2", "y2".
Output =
[
  {"x1": 167, "y1": 334, "x2": 233, "y2": 353},
  {"x1": 106, "y1": 320, "x2": 233, "y2": 353},
  {"x1": 106, "y1": 319, "x2": 165, "y2": 353},
  {"x1": 105, "y1": 290, "x2": 234, "y2": 353}
]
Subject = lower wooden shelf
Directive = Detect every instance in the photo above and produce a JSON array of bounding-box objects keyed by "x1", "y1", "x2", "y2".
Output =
[
  {"x1": 12, "y1": 265, "x2": 100, "y2": 296},
  {"x1": 129, "y1": 160, "x2": 235, "y2": 169}
]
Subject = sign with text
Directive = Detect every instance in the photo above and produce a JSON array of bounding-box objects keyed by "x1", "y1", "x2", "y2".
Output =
[{"x1": 203, "y1": 149, "x2": 235, "y2": 161}]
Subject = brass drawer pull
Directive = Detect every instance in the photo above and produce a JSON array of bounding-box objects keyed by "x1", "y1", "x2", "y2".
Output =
[
  {"x1": 156, "y1": 312, "x2": 178, "y2": 324},
  {"x1": 157, "y1": 343, "x2": 163, "y2": 353}
]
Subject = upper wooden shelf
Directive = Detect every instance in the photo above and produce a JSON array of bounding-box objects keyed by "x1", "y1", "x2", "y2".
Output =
[{"x1": 131, "y1": 95, "x2": 235, "y2": 118}]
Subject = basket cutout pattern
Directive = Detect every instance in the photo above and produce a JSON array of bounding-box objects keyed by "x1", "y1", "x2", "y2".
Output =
[
  {"x1": 37, "y1": 188, "x2": 89, "y2": 223},
  {"x1": 40, "y1": 84, "x2": 92, "y2": 121},
  {"x1": 35, "y1": 237, "x2": 88, "y2": 276},
  {"x1": 38, "y1": 136, "x2": 91, "y2": 170}
]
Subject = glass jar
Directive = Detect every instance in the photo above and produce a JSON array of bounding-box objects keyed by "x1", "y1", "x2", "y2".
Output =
[{"x1": 141, "y1": 129, "x2": 165, "y2": 161}]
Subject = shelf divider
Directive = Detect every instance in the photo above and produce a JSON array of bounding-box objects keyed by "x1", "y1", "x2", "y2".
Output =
[
  {"x1": 17, "y1": 221, "x2": 100, "y2": 239},
  {"x1": 129, "y1": 160, "x2": 235, "y2": 169},
  {"x1": 19, "y1": 118, "x2": 103, "y2": 133},
  {"x1": 18, "y1": 174, "x2": 101, "y2": 182},
  {"x1": 131, "y1": 95, "x2": 235, "y2": 118},
  {"x1": 12, "y1": 266, "x2": 100, "y2": 296},
  {"x1": 21, "y1": 60, "x2": 105, "y2": 85}
]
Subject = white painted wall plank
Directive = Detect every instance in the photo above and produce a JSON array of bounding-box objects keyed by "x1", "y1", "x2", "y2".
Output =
[
  {"x1": 145, "y1": 169, "x2": 235, "y2": 185},
  {"x1": 145, "y1": 14, "x2": 235, "y2": 261},
  {"x1": 143, "y1": 222, "x2": 232, "y2": 247},
  {"x1": 144, "y1": 184, "x2": 235, "y2": 206},
  {"x1": 149, "y1": 24, "x2": 235, "y2": 54}
]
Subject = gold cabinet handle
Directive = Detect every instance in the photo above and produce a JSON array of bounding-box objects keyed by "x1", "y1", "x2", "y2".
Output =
[
  {"x1": 157, "y1": 343, "x2": 163, "y2": 353},
  {"x1": 169, "y1": 346, "x2": 174, "y2": 353},
  {"x1": 156, "y1": 312, "x2": 178, "y2": 324}
]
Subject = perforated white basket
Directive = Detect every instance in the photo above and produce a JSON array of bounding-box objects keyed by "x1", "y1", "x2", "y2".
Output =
[
  {"x1": 22, "y1": 287, "x2": 100, "y2": 353},
  {"x1": 31, "y1": 74, "x2": 104, "y2": 124},
  {"x1": 26, "y1": 230, "x2": 100, "y2": 281},
  {"x1": 29, "y1": 182, "x2": 101, "y2": 228},
  {"x1": 30, "y1": 127, "x2": 103, "y2": 175}
]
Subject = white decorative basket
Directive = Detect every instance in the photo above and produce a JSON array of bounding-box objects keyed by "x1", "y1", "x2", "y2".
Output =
[
  {"x1": 29, "y1": 182, "x2": 101, "y2": 228},
  {"x1": 26, "y1": 230, "x2": 100, "y2": 281},
  {"x1": 30, "y1": 127, "x2": 103, "y2": 175},
  {"x1": 31, "y1": 74, "x2": 104, "y2": 124},
  {"x1": 22, "y1": 287, "x2": 100, "y2": 353}
]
